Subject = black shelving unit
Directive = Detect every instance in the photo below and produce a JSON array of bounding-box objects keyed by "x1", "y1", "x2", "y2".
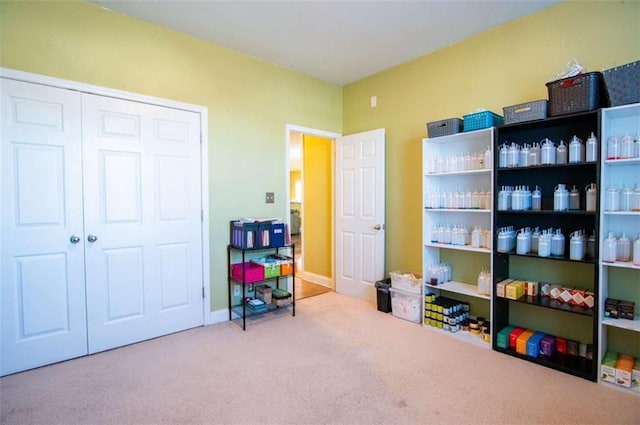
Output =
[
  {"x1": 227, "y1": 244, "x2": 295, "y2": 331},
  {"x1": 492, "y1": 110, "x2": 601, "y2": 382}
]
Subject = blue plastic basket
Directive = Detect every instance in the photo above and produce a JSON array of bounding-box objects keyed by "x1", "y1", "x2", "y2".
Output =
[{"x1": 463, "y1": 110, "x2": 504, "y2": 132}]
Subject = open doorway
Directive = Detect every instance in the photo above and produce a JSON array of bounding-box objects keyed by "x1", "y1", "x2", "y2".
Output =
[{"x1": 286, "y1": 125, "x2": 340, "y2": 299}]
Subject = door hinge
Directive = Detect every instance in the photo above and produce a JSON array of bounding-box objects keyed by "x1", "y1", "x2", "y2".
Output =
[
  {"x1": 202, "y1": 287, "x2": 205, "y2": 298},
  {"x1": 201, "y1": 209, "x2": 204, "y2": 222}
]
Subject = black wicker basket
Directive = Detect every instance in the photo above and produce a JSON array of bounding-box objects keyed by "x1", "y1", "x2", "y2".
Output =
[
  {"x1": 426, "y1": 118, "x2": 462, "y2": 138},
  {"x1": 546, "y1": 72, "x2": 609, "y2": 116},
  {"x1": 603, "y1": 61, "x2": 640, "y2": 107}
]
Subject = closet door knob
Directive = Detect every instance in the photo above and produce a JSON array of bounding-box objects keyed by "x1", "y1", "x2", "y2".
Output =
[
  {"x1": 70, "y1": 235, "x2": 81, "y2": 244},
  {"x1": 373, "y1": 224, "x2": 382, "y2": 231},
  {"x1": 87, "y1": 234, "x2": 98, "y2": 243}
]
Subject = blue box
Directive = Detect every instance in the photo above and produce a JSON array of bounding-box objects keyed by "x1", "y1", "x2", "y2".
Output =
[
  {"x1": 526, "y1": 331, "x2": 546, "y2": 358},
  {"x1": 230, "y1": 221, "x2": 260, "y2": 249},
  {"x1": 270, "y1": 222, "x2": 286, "y2": 247}
]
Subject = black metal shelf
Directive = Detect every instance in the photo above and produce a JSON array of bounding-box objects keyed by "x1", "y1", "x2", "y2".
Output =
[
  {"x1": 494, "y1": 346, "x2": 595, "y2": 382},
  {"x1": 496, "y1": 295, "x2": 594, "y2": 317},
  {"x1": 227, "y1": 244, "x2": 295, "y2": 331},
  {"x1": 495, "y1": 251, "x2": 597, "y2": 264}
]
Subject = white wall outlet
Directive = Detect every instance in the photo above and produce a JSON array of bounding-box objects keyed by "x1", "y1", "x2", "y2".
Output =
[
  {"x1": 266, "y1": 192, "x2": 275, "y2": 203},
  {"x1": 233, "y1": 284, "x2": 240, "y2": 296},
  {"x1": 370, "y1": 95, "x2": 377, "y2": 108}
]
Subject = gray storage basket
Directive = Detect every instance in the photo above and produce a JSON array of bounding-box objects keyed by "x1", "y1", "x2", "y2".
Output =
[
  {"x1": 603, "y1": 61, "x2": 640, "y2": 107},
  {"x1": 503, "y1": 100, "x2": 548, "y2": 125},
  {"x1": 426, "y1": 118, "x2": 462, "y2": 138}
]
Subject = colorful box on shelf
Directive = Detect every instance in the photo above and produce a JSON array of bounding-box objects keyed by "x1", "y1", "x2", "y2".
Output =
[
  {"x1": 230, "y1": 219, "x2": 288, "y2": 249},
  {"x1": 231, "y1": 262, "x2": 264, "y2": 283},
  {"x1": 509, "y1": 327, "x2": 526, "y2": 349},
  {"x1": 266, "y1": 254, "x2": 295, "y2": 276},
  {"x1": 540, "y1": 335, "x2": 556, "y2": 359},
  {"x1": 516, "y1": 330, "x2": 534, "y2": 355},
  {"x1": 250, "y1": 256, "x2": 281, "y2": 279},
  {"x1": 601, "y1": 350, "x2": 619, "y2": 384},
  {"x1": 526, "y1": 331, "x2": 546, "y2": 358},
  {"x1": 616, "y1": 354, "x2": 635, "y2": 388},
  {"x1": 497, "y1": 325, "x2": 515, "y2": 349},
  {"x1": 255, "y1": 284, "x2": 272, "y2": 304}
]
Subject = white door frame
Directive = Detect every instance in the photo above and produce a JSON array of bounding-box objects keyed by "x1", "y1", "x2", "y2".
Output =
[
  {"x1": 0, "y1": 67, "x2": 212, "y2": 324},
  {"x1": 285, "y1": 124, "x2": 341, "y2": 289}
]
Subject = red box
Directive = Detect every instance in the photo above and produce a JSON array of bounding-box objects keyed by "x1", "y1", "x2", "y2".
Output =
[
  {"x1": 231, "y1": 262, "x2": 265, "y2": 283},
  {"x1": 509, "y1": 327, "x2": 525, "y2": 349},
  {"x1": 556, "y1": 337, "x2": 567, "y2": 354}
]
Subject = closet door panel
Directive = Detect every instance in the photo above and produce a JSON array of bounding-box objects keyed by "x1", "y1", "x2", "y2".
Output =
[
  {"x1": 82, "y1": 94, "x2": 203, "y2": 353},
  {"x1": 1, "y1": 79, "x2": 87, "y2": 376}
]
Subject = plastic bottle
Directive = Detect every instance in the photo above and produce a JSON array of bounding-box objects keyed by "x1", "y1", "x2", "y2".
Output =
[
  {"x1": 569, "y1": 135, "x2": 584, "y2": 163},
  {"x1": 499, "y1": 144, "x2": 508, "y2": 168},
  {"x1": 585, "y1": 183, "x2": 597, "y2": 213},
  {"x1": 605, "y1": 186, "x2": 620, "y2": 211},
  {"x1": 607, "y1": 133, "x2": 620, "y2": 160},
  {"x1": 621, "y1": 184, "x2": 633, "y2": 212},
  {"x1": 586, "y1": 132, "x2": 598, "y2": 162},
  {"x1": 632, "y1": 184, "x2": 640, "y2": 212},
  {"x1": 517, "y1": 228, "x2": 531, "y2": 255},
  {"x1": 541, "y1": 139, "x2": 556, "y2": 165},
  {"x1": 554, "y1": 184, "x2": 569, "y2": 211},
  {"x1": 551, "y1": 229, "x2": 565, "y2": 257},
  {"x1": 617, "y1": 233, "x2": 631, "y2": 262},
  {"x1": 538, "y1": 231, "x2": 551, "y2": 257},
  {"x1": 569, "y1": 231, "x2": 584, "y2": 260},
  {"x1": 508, "y1": 143, "x2": 519, "y2": 168},
  {"x1": 556, "y1": 140, "x2": 568, "y2": 164},
  {"x1": 621, "y1": 134, "x2": 634, "y2": 159},
  {"x1": 603, "y1": 233, "x2": 617, "y2": 263},
  {"x1": 587, "y1": 231, "x2": 596, "y2": 259},
  {"x1": 532, "y1": 186, "x2": 542, "y2": 211},
  {"x1": 519, "y1": 144, "x2": 530, "y2": 167},
  {"x1": 484, "y1": 146, "x2": 492, "y2": 170},
  {"x1": 569, "y1": 185, "x2": 580, "y2": 210},
  {"x1": 633, "y1": 234, "x2": 640, "y2": 265}
]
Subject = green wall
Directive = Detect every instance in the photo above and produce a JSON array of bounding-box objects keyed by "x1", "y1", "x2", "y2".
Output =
[
  {"x1": 0, "y1": 1, "x2": 343, "y2": 312},
  {"x1": 342, "y1": 0, "x2": 640, "y2": 276}
]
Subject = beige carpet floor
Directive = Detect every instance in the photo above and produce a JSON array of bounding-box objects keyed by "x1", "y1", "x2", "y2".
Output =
[{"x1": 1, "y1": 291, "x2": 639, "y2": 425}]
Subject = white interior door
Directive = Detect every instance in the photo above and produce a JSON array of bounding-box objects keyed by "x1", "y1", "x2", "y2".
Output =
[
  {"x1": 1, "y1": 79, "x2": 88, "y2": 375},
  {"x1": 81, "y1": 94, "x2": 204, "y2": 353},
  {"x1": 335, "y1": 128, "x2": 385, "y2": 302}
]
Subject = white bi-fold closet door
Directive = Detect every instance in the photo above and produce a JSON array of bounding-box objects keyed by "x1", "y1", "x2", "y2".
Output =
[{"x1": 1, "y1": 78, "x2": 204, "y2": 376}]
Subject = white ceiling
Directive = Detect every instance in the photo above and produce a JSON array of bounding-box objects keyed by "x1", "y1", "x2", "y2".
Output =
[{"x1": 89, "y1": 0, "x2": 561, "y2": 86}]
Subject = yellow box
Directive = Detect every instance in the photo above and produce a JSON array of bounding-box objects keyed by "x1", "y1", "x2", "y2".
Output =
[
  {"x1": 616, "y1": 354, "x2": 634, "y2": 388},
  {"x1": 506, "y1": 280, "x2": 525, "y2": 300},
  {"x1": 516, "y1": 330, "x2": 534, "y2": 355}
]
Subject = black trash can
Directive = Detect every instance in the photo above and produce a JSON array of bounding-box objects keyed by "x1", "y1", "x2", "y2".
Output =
[{"x1": 375, "y1": 278, "x2": 392, "y2": 313}]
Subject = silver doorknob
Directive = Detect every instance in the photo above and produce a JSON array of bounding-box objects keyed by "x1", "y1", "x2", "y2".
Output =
[
  {"x1": 87, "y1": 234, "x2": 98, "y2": 243},
  {"x1": 70, "y1": 235, "x2": 81, "y2": 244},
  {"x1": 373, "y1": 224, "x2": 382, "y2": 230}
]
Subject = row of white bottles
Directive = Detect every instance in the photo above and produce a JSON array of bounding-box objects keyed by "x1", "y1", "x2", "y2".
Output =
[
  {"x1": 430, "y1": 224, "x2": 492, "y2": 249},
  {"x1": 425, "y1": 147, "x2": 492, "y2": 174},
  {"x1": 498, "y1": 133, "x2": 598, "y2": 168},
  {"x1": 603, "y1": 232, "x2": 640, "y2": 265},
  {"x1": 477, "y1": 269, "x2": 491, "y2": 296},
  {"x1": 424, "y1": 189, "x2": 492, "y2": 210},
  {"x1": 606, "y1": 133, "x2": 640, "y2": 160},
  {"x1": 604, "y1": 183, "x2": 640, "y2": 212},
  {"x1": 426, "y1": 262, "x2": 452, "y2": 285}
]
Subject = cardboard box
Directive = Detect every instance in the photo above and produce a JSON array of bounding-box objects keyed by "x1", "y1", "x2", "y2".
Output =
[
  {"x1": 600, "y1": 351, "x2": 619, "y2": 384},
  {"x1": 255, "y1": 284, "x2": 272, "y2": 304},
  {"x1": 506, "y1": 281, "x2": 525, "y2": 300},
  {"x1": 559, "y1": 286, "x2": 574, "y2": 304},
  {"x1": 540, "y1": 335, "x2": 556, "y2": 359},
  {"x1": 526, "y1": 332, "x2": 546, "y2": 358},
  {"x1": 605, "y1": 298, "x2": 620, "y2": 318},
  {"x1": 631, "y1": 359, "x2": 640, "y2": 393},
  {"x1": 497, "y1": 325, "x2": 515, "y2": 349},
  {"x1": 556, "y1": 337, "x2": 567, "y2": 354},
  {"x1": 619, "y1": 300, "x2": 636, "y2": 320},
  {"x1": 516, "y1": 330, "x2": 534, "y2": 355},
  {"x1": 615, "y1": 354, "x2": 635, "y2": 388},
  {"x1": 570, "y1": 288, "x2": 585, "y2": 307},
  {"x1": 567, "y1": 340, "x2": 579, "y2": 356},
  {"x1": 509, "y1": 327, "x2": 526, "y2": 349},
  {"x1": 583, "y1": 291, "x2": 595, "y2": 309},
  {"x1": 496, "y1": 279, "x2": 512, "y2": 298},
  {"x1": 540, "y1": 282, "x2": 551, "y2": 297},
  {"x1": 525, "y1": 281, "x2": 539, "y2": 297}
]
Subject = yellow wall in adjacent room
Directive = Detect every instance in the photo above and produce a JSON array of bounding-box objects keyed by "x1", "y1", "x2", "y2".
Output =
[
  {"x1": 302, "y1": 135, "x2": 333, "y2": 278},
  {"x1": 0, "y1": 1, "x2": 343, "y2": 312},
  {"x1": 343, "y1": 0, "x2": 640, "y2": 275}
]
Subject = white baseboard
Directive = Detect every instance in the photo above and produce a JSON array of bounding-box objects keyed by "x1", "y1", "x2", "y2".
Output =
[
  {"x1": 298, "y1": 271, "x2": 333, "y2": 289},
  {"x1": 206, "y1": 308, "x2": 231, "y2": 325}
]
